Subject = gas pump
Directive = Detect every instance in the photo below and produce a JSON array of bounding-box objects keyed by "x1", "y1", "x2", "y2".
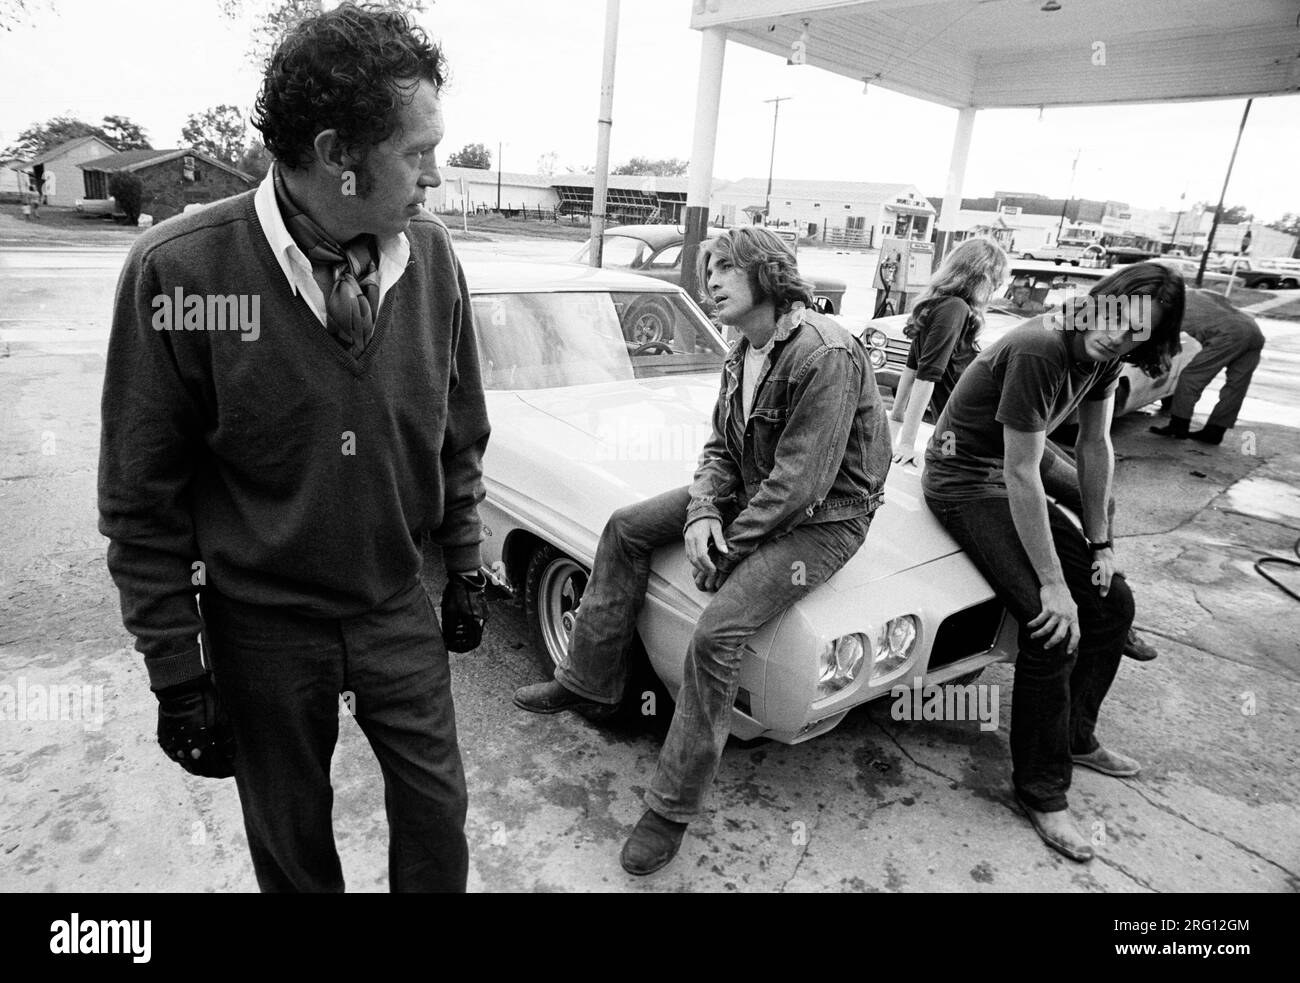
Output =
[{"x1": 872, "y1": 237, "x2": 934, "y2": 318}]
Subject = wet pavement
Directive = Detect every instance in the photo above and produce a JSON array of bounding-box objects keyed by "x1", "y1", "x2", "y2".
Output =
[{"x1": 1, "y1": 240, "x2": 1296, "y2": 892}]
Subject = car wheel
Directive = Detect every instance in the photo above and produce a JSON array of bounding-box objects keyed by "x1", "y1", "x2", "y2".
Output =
[
  {"x1": 622, "y1": 297, "x2": 672, "y2": 344},
  {"x1": 1022, "y1": 253, "x2": 1036, "y2": 261},
  {"x1": 1281, "y1": 278, "x2": 1299, "y2": 290},
  {"x1": 524, "y1": 544, "x2": 588, "y2": 677}
]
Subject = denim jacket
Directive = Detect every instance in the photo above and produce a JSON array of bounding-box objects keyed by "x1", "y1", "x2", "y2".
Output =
[{"x1": 686, "y1": 303, "x2": 892, "y2": 569}]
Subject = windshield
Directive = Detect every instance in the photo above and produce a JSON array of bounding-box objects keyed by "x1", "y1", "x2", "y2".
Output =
[
  {"x1": 995, "y1": 272, "x2": 1098, "y2": 317},
  {"x1": 471, "y1": 290, "x2": 727, "y2": 390}
]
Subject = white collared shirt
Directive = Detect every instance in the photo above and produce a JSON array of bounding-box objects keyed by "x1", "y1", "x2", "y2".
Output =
[{"x1": 253, "y1": 167, "x2": 411, "y2": 326}]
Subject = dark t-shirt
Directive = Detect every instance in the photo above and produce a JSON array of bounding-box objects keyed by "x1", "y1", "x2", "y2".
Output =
[
  {"x1": 922, "y1": 317, "x2": 1123, "y2": 501},
  {"x1": 903, "y1": 295, "x2": 976, "y2": 416}
]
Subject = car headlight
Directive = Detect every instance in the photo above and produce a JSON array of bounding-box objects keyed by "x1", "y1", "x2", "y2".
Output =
[
  {"x1": 867, "y1": 329, "x2": 888, "y2": 349},
  {"x1": 870, "y1": 615, "x2": 918, "y2": 680},
  {"x1": 816, "y1": 633, "x2": 867, "y2": 698},
  {"x1": 868, "y1": 346, "x2": 887, "y2": 369}
]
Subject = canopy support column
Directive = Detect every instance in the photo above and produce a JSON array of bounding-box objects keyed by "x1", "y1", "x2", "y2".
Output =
[{"x1": 681, "y1": 27, "x2": 727, "y2": 305}]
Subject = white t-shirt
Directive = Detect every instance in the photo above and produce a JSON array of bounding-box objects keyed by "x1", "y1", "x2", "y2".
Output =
[{"x1": 741, "y1": 343, "x2": 769, "y2": 420}]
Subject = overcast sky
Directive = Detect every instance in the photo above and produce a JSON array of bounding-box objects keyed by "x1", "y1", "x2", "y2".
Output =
[{"x1": 1, "y1": 0, "x2": 1297, "y2": 221}]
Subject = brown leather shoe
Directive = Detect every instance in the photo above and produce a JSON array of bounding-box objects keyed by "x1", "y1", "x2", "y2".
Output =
[
  {"x1": 1072, "y1": 746, "x2": 1141, "y2": 777},
  {"x1": 1016, "y1": 794, "x2": 1094, "y2": 862},
  {"x1": 512, "y1": 680, "x2": 619, "y2": 721},
  {"x1": 620, "y1": 809, "x2": 688, "y2": 876}
]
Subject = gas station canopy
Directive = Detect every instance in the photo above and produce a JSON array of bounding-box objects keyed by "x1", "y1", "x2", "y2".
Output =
[{"x1": 687, "y1": 0, "x2": 1300, "y2": 108}]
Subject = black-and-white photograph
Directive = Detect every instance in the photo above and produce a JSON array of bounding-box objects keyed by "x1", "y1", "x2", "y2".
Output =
[{"x1": 1, "y1": 0, "x2": 1296, "y2": 922}]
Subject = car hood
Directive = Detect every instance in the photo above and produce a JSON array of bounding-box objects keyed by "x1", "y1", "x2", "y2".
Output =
[{"x1": 484, "y1": 381, "x2": 961, "y2": 585}]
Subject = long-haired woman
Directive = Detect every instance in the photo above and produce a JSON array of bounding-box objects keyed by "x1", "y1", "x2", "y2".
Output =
[{"x1": 890, "y1": 237, "x2": 1009, "y2": 464}]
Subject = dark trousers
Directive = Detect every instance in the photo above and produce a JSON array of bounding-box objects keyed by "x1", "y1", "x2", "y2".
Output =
[
  {"x1": 556, "y1": 486, "x2": 868, "y2": 821},
  {"x1": 925, "y1": 493, "x2": 1134, "y2": 812},
  {"x1": 1170, "y1": 333, "x2": 1265, "y2": 429},
  {"x1": 202, "y1": 581, "x2": 468, "y2": 892}
]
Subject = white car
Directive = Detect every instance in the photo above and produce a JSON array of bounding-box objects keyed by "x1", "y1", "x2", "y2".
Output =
[
  {"x1": 468, "y1": 262, "x2": 1015, "y2": 745},
  {"x1": 862, "y1": 260, "x2": 1203, "y2": 419}
]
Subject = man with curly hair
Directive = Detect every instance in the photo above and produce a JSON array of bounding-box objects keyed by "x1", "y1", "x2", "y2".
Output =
[
  {"x1": 514, "y1": 226, "x2": 892, "y2": 875},
  {"x1": 922, "y1": 262, "x2": 1184, "y2": 863},
  {"x1": 98, "y1": 3, "x2": 488, "y2": 892}
]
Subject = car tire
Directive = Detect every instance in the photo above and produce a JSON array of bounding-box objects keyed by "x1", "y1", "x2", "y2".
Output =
[
  {"x1": 522, "y1": 542, "x2": 672, "y2": 726},
  {"x1": 1281, "y1": 278, "x2": 1299, "y2": 290},
  {"x1": 622, "y1": 297, "x2": 672, "y2": 344},
  {"x1": 1022, "y1": 253, "x2": 1036, "y2": 261},
  {"x1": 524, "y1": 544, "x2": 588, "y2": 678}
]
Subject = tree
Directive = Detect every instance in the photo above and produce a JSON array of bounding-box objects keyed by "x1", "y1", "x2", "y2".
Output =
[
  {"x1": 5, "y1": 116, "x2": 109, "y2": 159},
  {"x1": 1, "y1": 0, "x2": 53, "y2": 32},
  {"x1": 101, "y1": 115, "x2": 152, "y2": 152},
  {"x1": 612, "y1": 157, "x2": 688, "y2": 177},
  {"x1": 181, "y1": 105, "x2": 249, "y2": 166},
  {"x1": 219, "y1": 0, "x2": 427, "y2": 67},
  {"x1": 3, "y1": 114, "x2": 152, "y2": 159},
  {"x1": 447, "y1": 143, "x2": 492, "y2": 169},
  {"x1": 1198, "y1": 201, "x2": 1253, "y2": 225},
  {"x1": 108, "y1": 171, "x2": 143, "y2": 226},
  {"x1": 235, "y1": 137, "x2": 272, "y2": 180}
]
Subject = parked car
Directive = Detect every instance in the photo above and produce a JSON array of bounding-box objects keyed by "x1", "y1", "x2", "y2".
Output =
[
  {"x1": 572, "y1": 224, "x2": 848, "y2": 338},
  {"x1": 860, "y1": 260, "x2": 1203, "y2": 419},
  {"x1": 1216, "y1": 256, "x2": 1300, "y2": 290},
  {"x1": 469, "y1": 261, "x2": 1015, "y2": 745},
  {"x1": 1150, "y1": 256, "x2": 1244, "y2": 292},
  {"x1": 1017, "y1": 237, "x2": 1099, "y2": 265}
]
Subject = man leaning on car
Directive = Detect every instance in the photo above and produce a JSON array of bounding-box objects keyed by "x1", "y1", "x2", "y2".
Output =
[{"x1": 514, "y1": 226, "x2": 892, "y2": 876}]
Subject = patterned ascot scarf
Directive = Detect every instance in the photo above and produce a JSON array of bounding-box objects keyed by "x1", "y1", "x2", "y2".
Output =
[{"x1": 272, "y1": 168, "x2": 381, "y2": 357}]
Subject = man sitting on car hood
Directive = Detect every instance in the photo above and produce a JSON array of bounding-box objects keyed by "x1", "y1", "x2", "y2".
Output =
[{"x1": 514, "y1": 226, "x2": 892, "y2": 875}]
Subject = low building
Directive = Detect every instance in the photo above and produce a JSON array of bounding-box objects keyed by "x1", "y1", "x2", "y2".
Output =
[
  {"x1": 431, "y1": 165, "x2": 558, "y2": 214},
  {"x1": 79, "y1": 148, "x2": 255, "y2": 221},
  {"x1": 22, "y1": 135, "x2": 118, "y2": 206},
  {"x1": 550, "y1": 173, "x2": 693, "y2": 224},
  {"x1": 713, "y1": 178, "x2": 934, "y2": 248}
]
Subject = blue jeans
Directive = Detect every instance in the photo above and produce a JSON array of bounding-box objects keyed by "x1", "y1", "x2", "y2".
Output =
[
  {"x1": 556, "y1": 486, "x2": 869, "y2": 822},
  {"x1": 924, "y1": 493, "x2": 1134, "y2": 813}
]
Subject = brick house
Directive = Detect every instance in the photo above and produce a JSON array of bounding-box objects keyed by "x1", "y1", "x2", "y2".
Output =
[{"x1": 79, "y1": 148, "x2": 255, "y2": 221}]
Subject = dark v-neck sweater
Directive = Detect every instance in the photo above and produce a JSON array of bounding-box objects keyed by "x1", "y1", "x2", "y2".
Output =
[{"x1": 98, "y1": 191, "x2": 491, "y2": 689}]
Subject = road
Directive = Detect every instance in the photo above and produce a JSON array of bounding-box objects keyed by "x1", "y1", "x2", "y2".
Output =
[{"x1": 1, "y1": 241, "x2": 1297, "y2": 893}]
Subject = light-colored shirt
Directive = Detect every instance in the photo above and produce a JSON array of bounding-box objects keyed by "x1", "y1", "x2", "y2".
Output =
[
  {"x1": 741, "y1": 342, "x2": 768, "y2": 420},
  {"x1": 253, "y1": 167, "x2": 410, "y2": 326}
]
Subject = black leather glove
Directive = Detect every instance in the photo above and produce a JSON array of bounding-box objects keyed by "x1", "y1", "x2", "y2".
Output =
[
  {"x1": 441, "y1": 570, "x2": 489, "y2": 653},
  {"x1": 155, "y1": 675, "x2": 237, "y2": 779}
]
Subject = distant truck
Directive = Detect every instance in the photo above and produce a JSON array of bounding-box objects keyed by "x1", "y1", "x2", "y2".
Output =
[{"x1": 1217, "y1": 257, "x2": 1300, "y2": 290}]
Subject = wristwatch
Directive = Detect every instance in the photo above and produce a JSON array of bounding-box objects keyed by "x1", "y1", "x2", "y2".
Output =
[{"x1": 1086, "y1": 539, "x2": 1114, "y2": 553}]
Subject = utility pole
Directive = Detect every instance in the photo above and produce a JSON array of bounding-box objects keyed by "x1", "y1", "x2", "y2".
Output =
[
  {"x1": 763, "y1": 96, "x2": 791, "y2": 224},
  {"x1": 1197, "y1": 98, "x2": 1252, "y2": 288},
  {"x1": 496, "y1": 140, "x2": 502, "y2": 212},
  {"x1": 1056, "y1": 147, "x2": 1080, "y2": 241},
  {"x1": 589, "y1": 0, "x2": 620, "y2": 267}
]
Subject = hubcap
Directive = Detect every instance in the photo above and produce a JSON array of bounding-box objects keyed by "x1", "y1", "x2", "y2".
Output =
[{"x1": 538, "y1": 558, "x2": 587, "y2": 668}]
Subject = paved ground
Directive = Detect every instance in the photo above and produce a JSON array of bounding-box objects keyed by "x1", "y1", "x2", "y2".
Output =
[{"x1": 1, "y1": 238, "x2": 1296, "y2": 893}]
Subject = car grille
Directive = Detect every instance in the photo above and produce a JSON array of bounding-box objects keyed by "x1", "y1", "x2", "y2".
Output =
[
  {"x1": 885, "y1": 339, "x2": 909, "y2": 369},
  {"x1": 928, "y1": 599, "x2": 1004, "y2": 670}
]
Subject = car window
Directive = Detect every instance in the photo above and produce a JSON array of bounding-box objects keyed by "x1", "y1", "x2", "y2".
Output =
[
  {"x1": 997, "y1": 272, "x2": 1099, "y2": 316},
  {"x1": 472, "y1": 291, "x2": 727, "y2": 390},
  {"x1": 646, "y1": 244, "x2": 683, "y2": 269},
  {"x1": 599, "y1": 235, "x2": 648, "y2": 269}
]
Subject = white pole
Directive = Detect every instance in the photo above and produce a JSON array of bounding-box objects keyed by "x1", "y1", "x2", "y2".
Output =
[
  {"x1": 460, "y1": 176, "x2": 467, "y2": 234},
  {"x1": 589, "y1": 0, "x2": 620, "y2": 268},
  {"x1": 936, "y1": 106, "x2": 976, "y2": 263},
  {"x1": 681, "y1": 26, "x2": 728, "y2": 303}
]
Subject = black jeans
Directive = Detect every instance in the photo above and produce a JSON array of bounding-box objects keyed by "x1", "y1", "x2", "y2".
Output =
[
  {"x1": 202, "y1": 581, "x2": 468, "y2": 892},
  {"x1": 925, "y1": 493, "x2": 1134, "y2": 812}
]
